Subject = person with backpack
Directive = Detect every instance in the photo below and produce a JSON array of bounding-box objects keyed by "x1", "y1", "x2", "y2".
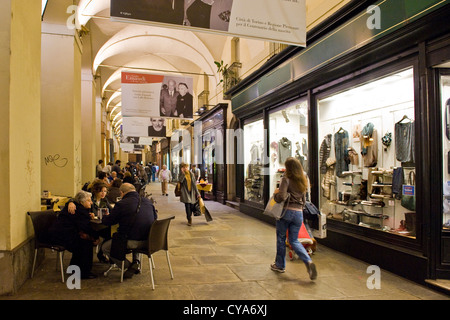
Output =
[{"x1": 101, "y1": 183, "x2": 158, "y2": 279}]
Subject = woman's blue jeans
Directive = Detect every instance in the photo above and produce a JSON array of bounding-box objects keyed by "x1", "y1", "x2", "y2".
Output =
[{"x1": 275, "y1": 209, "x2": 312, "y2": 269}]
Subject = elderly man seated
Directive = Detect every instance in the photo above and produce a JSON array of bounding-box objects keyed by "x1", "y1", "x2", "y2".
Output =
[{"x1": 101, "y1": 183, "x2": 157, "y2": 278}]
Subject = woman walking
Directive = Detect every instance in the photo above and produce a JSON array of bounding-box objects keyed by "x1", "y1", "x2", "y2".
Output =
[
  {"x1": 271, "y1": 157, "x2": 317, "y2": 280},
  {"x1": 178, "y1": 162, "x2": 201, "y2": 226}
]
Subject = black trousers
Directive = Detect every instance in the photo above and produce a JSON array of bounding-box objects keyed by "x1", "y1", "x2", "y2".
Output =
[
  {"x1": 185, "y1": 203, "x2": 195, "y2": 220},
  {"x1": 67, "y1": 238, "x2": 94, "y2": 276}
]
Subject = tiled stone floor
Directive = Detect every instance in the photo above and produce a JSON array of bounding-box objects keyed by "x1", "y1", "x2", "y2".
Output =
[{"x1": 2, "y1": 182, "x2": 448, "y2": 300}]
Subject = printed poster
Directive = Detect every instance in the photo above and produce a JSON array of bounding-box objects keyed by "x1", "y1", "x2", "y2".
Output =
[
  {"x1": 111, "y1": 0, "x2": 306, "y2": 47},
  {"x1": 121, "y1": 72, "x2": 194, "y2": 119}
]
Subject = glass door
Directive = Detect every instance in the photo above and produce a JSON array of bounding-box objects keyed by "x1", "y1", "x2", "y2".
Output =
[{"x1": 441, "y1": 72, "x2": 450, "y2": 231}]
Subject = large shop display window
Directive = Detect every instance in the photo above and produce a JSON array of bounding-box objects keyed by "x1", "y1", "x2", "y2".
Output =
[
  {"x1": 269, "y1": 100, "x2": 309, "y2": 196},
  {"x1": 441, "y1": 73, "x2": 450, "y2": 231},
  {"x1": 203, "y1": 129, "x2": 215, "y2": 181},
  {"x1": 244, "y1": 119, "x2": 265, "y2": 204},
  {"x1": 318, "y1": 68, "x2": 417, "y2": 238}
]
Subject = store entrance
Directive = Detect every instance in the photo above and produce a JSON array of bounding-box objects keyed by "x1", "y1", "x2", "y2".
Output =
[{"x1": 438, "y1": 68, "x2": 450, "y2": 281}]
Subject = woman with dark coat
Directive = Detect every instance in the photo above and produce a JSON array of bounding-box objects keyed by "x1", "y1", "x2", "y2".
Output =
[
  {"x1": 175, "y1": 82, "x2": 193, "y2": 118},
  {"x1": 178, "y1": 162, "x2": 201, "y2": 226},
  {"x1": 48, "y1": 191, "x2": 99, "y2": 279}
]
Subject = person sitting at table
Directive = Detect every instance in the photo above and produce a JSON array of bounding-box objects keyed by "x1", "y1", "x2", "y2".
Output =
[
  {"x1": 122, "y1": 171, "x2": 135, "y2": 184},
  {"x1": 48, "y1": 190, "x2": 100, "y2": 279},
  {"x1": 101, "y1": 183, "x2": 158, "y2": 279},
  {"x1": 107, "y1": 178, "x2": 122, "y2": 204},
  {"x1": 68, "y1": 179, "x2": 113, "y2": 263}
]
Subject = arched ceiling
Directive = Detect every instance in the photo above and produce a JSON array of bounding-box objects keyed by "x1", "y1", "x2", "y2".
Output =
[{"x1": 44, "y1": 0, "x2": 352, "y2": 134}]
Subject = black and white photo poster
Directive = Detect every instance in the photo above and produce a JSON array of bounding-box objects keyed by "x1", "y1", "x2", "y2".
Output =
[
  {"x1": 121, "y1": 72, "x2": 194, "y2": 119},
  {"x1": 111, "y1": 0, "x2": 306, "y2": 46}
]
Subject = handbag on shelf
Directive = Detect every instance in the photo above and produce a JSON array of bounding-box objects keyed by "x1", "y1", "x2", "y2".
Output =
[
  {"x1": 174, "y1": 182, "x2": 181, "y2": 197},
  {"x1": 401, "y1": 171, "x2": 416, "y2": 211},
  {"x1": 110, "y1": 197, "x2": 141, "y2": 261},
  {"x1": 263, "y1": 193, "x2": 290, "y2": 220}
]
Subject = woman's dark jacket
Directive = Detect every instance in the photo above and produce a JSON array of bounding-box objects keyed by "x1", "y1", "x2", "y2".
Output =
[{"x1": 48, "y1": 202, "x2": 99, "y2": 250}]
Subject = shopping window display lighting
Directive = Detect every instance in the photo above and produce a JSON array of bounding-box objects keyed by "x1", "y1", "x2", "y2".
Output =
[{"x1": 318, "y1": 68, "x2": 416, "y2": 238}]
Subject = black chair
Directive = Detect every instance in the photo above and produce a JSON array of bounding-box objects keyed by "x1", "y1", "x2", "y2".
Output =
[
  {"x1": 135, "y1": 216, "x2": 175, "y2": 290},
  {"x1": 27, "y1": 210, "x2": 66, "y2": 283}
]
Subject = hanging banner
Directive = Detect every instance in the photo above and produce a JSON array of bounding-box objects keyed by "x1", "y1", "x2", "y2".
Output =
[
  {"x1": 110, "y1": 0, "x2": 306, "y2": 47},
  {"x1": 121, "y1": 71, "x2": 194, "y2": 119},
  {"x1": 122, "y1": 116, "x2": 167, "y2": 138}
]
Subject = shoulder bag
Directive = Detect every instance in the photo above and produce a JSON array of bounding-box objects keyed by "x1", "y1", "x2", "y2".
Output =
[
  {"x1": 263, "y1": 193, "x2": 291, "y2": 220},
  {"x1": 174, "y1": 182, "x2": 181, "y2": 197},
  {"x1": 110, "y1": 197, "x2": 142, "y2": 261}
]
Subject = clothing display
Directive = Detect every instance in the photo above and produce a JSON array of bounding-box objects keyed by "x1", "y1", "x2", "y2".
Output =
[
  {"x1": 319, "y1": 134, "x2": 332, "y2": 174},
  {"x1": 245, "y1": 163, "x2": 263, "y2": 202},
  {"x1": 360, "y1": 123, "x2": 378, "y2": 167},
  {"x1": 321, "y1": 158, "x2": 336, "y2": 199},
  {"x1": 334, "y1": 129, "x2": 349, "y2": 177},
  {"x1": 395, "y1": 118, "x2": 415, "y2": 163},
  {"x1": 278, "y1": 137, "x2": 292, "y2": 164}
]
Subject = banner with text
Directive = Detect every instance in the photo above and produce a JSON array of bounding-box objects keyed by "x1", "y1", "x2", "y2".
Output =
[
  {"x1": 111, "y1": 0, "x2": 306, "y2": 47},
  {"x1": 122, "y1": 71, "x2": 194, "y2": 119}
]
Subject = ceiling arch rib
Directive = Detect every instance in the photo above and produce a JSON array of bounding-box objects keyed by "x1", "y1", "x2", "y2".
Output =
[
  {"x1": 105, "y1": 90, "x2": 121, "y2": 112},
  {"x1": 77, "y1": 0, "x2": 110, "y2": 26},
  {"x1": 93, "y1": 25, "x2": 219, "y2": 86}
]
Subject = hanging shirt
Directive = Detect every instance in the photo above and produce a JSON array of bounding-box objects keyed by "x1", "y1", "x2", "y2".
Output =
[
  {"x1": 395, "y1": 121, "x2": 415, "y2": 163},
  {"x1": 278, "y1": 137, "x2": 292, "y2": 164}
]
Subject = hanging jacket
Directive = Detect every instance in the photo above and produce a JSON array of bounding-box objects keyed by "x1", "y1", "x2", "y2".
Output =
[{"x1": 319, "y1": 134, "x2": 332, "y2": 174}]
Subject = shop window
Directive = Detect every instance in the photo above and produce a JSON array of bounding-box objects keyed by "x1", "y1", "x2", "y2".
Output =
[
  {"x1": 318, "y1": 68, "x2": 417, "y2": 238},
  {"x1": 243, "y1": 119, "x2": 265, "y2": 204},
  {"x1": 441, "y1": 73, "x2": 450, "y2": 231},
  {"x1": 269, "y1": 100, "x2": 309, "y2": 196},
  {"x1": 203, "y1": 130, "x2": 214, "y2": 181}
]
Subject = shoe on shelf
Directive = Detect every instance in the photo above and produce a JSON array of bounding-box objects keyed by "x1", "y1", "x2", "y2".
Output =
[
  {"x1": 306, "y1": 262, "x2": 317, "y2": 280},
  {"x1": 270, "y1": 263, "x2": 285, "y2": 273}
]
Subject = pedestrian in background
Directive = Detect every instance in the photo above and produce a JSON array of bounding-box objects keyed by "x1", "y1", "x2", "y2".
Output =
[
  {"x1": 158, "y1": 164, "x2": 172, "y2": 196},
  {"x1": 178, "y1": 162, "x2": 200, "y2": 226}
]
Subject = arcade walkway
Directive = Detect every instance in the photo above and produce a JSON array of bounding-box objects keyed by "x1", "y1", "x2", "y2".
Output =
[{"x1": 2, "y1": 183, "x2": 448, "y2": 301}]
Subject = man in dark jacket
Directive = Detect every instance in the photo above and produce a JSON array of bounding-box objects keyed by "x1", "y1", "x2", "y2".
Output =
[{"x1": 101, "y1": 183, "x2": 157, "y2": 278}]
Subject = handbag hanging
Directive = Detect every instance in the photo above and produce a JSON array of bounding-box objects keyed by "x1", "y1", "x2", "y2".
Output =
[
  {"x1": 401, "y1": 171, "x2": 416, "y2": 211},
  {"x1": 110, "y1": 197, "x2": 142, "y2": 261},
  {"x1": 174, "y1": 182, "x2": 181, "y2": 197},
  {"x1": 263, "y1": 193, "x2": 291, "y2": 220}
]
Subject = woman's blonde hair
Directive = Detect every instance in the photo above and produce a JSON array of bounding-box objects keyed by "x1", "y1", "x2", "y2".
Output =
[
  {"x1": 284, "y1": 157, "x2": 308, "y2": 193},
  {"x1": 180, "y1": 162, "x2": 189, "y2": 169}
]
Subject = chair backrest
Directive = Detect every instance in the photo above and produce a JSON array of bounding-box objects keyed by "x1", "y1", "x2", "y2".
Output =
[
  {"x1": 148, "y1": 216, "x2": 175, "y2": 254},
  {"x1": 27, "y1": 210, "x2": 56, "y2": 244}
]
